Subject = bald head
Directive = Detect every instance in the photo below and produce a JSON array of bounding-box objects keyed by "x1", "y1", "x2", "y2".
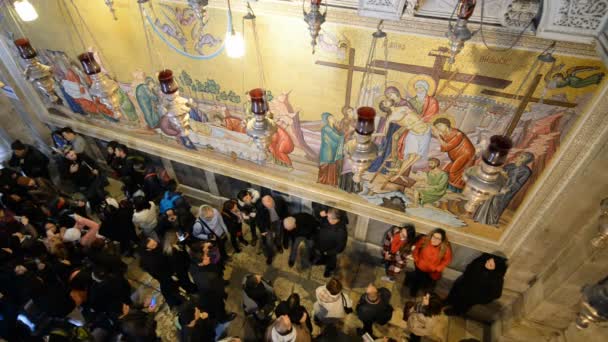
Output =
[
  {"x1": 274, "y1": 315, "x2": 292, "y2": 334},
  {"x1": 283, "y1": 216, "x2": 296, "y2": 231},
  {"x1": 366, "y1": 284, "x2": 378, "y2": 301}
]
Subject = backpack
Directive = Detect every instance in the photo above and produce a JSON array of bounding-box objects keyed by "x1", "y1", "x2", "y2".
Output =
[{"x1": 159, "y1": 191, "x2": 182, "y2": 213}]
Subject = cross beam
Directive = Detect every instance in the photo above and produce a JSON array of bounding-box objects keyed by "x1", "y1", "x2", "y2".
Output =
[
  {"x1": 316, "y1": 48, "x2": 387, "y2": 110},
  {"x1": 480, "y1": 89, "x2": 577, "y2": 108}
]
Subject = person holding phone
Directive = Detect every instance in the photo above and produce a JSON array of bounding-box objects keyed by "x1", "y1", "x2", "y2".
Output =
[{"x1": 404, "y1": 293, "x2": 444, "y2": 342}]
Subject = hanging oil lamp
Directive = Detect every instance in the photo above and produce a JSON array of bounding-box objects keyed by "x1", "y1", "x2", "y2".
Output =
[
  {"x1": 13, "y1": 38, "x2": 60, "y2": 104},
  {"x1": 446, "y1": 0, "x2": 477, "y2": 64},
  {"x1": 345, "y1": 107, "x2": 378, "y2": 183},
  {"x1": 303, "y1": 0, "x2": 327, "y2": 54},
  {"x1": 462, "y1": 135, "x2": 512, "y2": 214},
  {"x1": 246, "y1": 88, "x2": 276, "y2": 151},
  {"x1": 104, "y1": 0, "x2": 118, "y2": 20},
  {"x1": 78, "y1": 52, "x2": 123, "y2": 118},
  {"x1": 189, "y1": 0, "x2": 209, "y2": 22},
  {"x1": 158, "y1": 69, "x2": 194, "y2": 145}
]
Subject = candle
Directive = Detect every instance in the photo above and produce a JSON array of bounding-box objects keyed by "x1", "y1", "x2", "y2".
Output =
[
  {"x1": 77, "y1": 52, "x2": 101, "y2": 76},
  {"x1": 13, "y1": 38, "x2": 37, "y2": 59},
  {"x1": 158, "y1": 69, "x2": 179, "y2": 95},
  {"x1": 483, "y1": 135, "x2": 513, "y2": 166},
  {"x1": 356, "y1": 107, "x2": 376, "y2": 135}
]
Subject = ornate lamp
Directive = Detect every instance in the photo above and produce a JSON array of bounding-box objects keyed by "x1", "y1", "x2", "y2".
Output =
[
  {"x1": 446, "y1": 0, "x2": 477, "y2": 64},
  {"x1": 303, "y1": 0, "x2": 327, "y2": 54},
  {"x1": 78, "y1": 52, "x2": 123, "y2": 118},
  {"x1": 103, "y1": 0, "x2": 118, "y2": 20},
  {"x1": 13, "y1": 38, "x2": 60, "y2": 104},
  {"x1": 246, "y1": 88, "x2": 276, "y2": 151},
  {"x1": 591, "y1": 198, "x2": 608, "y2": 248},
  {"x1": 345, "y1": 107, "x2": 378, "y2": 183},
  {"x1": 462, "y1": 135, "x2": 512, "y2": 214},
  {"x1": 576, "y1": 276, "x2": 608, "y2": 329},
  {"x1": 158, "y1": 70, "x2": 194, "y2": 144}
]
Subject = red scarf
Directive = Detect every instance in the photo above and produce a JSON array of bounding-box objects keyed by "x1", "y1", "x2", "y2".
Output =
[{"x1": 390, "y1": 233, "x2": 405, "y2": 254}]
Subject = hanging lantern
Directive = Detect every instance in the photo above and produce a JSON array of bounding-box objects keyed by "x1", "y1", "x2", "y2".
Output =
[
  {"x1": 189, "y1": 0, "x2": 209, "y2": 22},
  {"x1": 246, "y1": 88, "x2": 276, "y2": 151},
  {"x1": 345, "y1": 107, "x2": 378, "y2": 183},
  {"x1": 13, "y1": 0, "x2": 38, "y2": 22},
  {"x1": 303, "y1": 0, "x2": 327, "y2": 54},
  {"x1": 446, "y1": 0, "x2": 477, "y2": 64},
  {"x1": 462, "y1": 135, "x2": 512, "y2": 214},
  {"x1": 13, "y1": 38, "x2": 60, "y2": 104},
  {"x1": 104, "y1": 0, "x2": 118, "y2": 20},
  {"x1": 158, "y1": 70, "x2": 194, "y2": 146},
  {"x1": 78, "y1": 52, "x2": 123, "y2": 117}
]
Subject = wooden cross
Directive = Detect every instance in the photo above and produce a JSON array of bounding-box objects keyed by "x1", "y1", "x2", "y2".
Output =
[
  {"x1": 370, "y1": 49, "x2": 513, "y2": 90},
  {"x1": 316, "y1": 48, "x2": 388, "y2": 110},
  {"x1": 480, "y1": 74, "x2": 578, "y2": 136}
]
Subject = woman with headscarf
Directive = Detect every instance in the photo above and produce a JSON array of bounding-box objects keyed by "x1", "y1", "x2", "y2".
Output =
[
  {"x1": 317, "y1": 112, "x2": 344, "y2": 187},
  {"x1": 444, "y1": 253, "x2": 508, "y2": 316}
]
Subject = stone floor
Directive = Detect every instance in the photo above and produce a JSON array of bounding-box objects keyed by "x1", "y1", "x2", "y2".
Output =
[{"x1": 105, "y1": 179, "x2": 488, "y2": 341}]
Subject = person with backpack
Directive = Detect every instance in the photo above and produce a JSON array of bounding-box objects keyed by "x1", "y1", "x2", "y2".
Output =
[
  {"x1": 407, "y1": 228, "x2": 453, "y2": 297},
  {"x1": 356, "y1": 284, "x2": 394, "y2": 338},
  {"x1": 192, "y1": 205, "x2": 230, "y2": 261},
  {"x1": 142, "y1": 166, "x2": 166, "y2": 203},
  {"x1": 159, "y1": 180, "x2": 188, "y2": 214}
]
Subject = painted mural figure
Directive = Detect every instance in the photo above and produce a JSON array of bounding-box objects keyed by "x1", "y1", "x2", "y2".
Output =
[
  {"x1": 338, "y1": 107, "x2": 362, "y2": 193},
  {"x1": 269, "y1": 124, "x2": 295, "y2": 168},
  {"x1": 117, "y1": 87, "x2": 139, "y2": 122},
  {"x1": 431, "y1": 118, "x2": 475, "y2": 192},
  {"x1": 414, "y1": 158, "x2": 448, "y2": 206},
  {"x1": 407, "y1": 76, "x2": 439, "y2": 123},
  {"x1": 473, "y1": 152, "x2": 535, "y2": 226},
  {"x1": 368, "y1": 87, "x2": 408, "y2": 173},
  {"x1": 221, "y1": 106, "x2": 246, "y2": 134},
  {"x1": 389, "y1": 106, "x2": 432, "y2": 183},
  {"x1": 317, "y1": 113, "x2": 344, "y2": 186},
  {"x1": 547, "y1": 65, "x2": 605, "y2": 89},
  {"x1": 136, "y1": 78, "x2": 162, "y2": 129}
]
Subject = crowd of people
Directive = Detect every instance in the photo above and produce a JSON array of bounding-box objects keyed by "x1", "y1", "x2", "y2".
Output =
[{"x1": 0, "y1": 127, "x2": 508, "y2": 342}]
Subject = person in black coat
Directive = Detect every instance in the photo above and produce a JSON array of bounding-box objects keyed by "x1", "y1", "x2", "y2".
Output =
[
  {"x1": 237, "y1": 188, "x2": 260, "y2": 246},
  {"x1": 283, "y1": 212, "x2": 318, "y2": 268},
  {"x1": 62, "y1": 149, "x2": 107, "y2": 207},
  {"x1": 355, "y1": 284, "x2": 394, "y2": 337},
  {"x1": 275, "y1": 293, "x2": 312, "y2": 333},
  {"x1": 188, "y1": 249, "x2": 236, "y2": 323},
  {"x1": 139, "y1": 237, "x2": 185, "y2": 308},
  {"x1": 221, "y1": 200, "x2": 249, "y2": 253},
  {"x1": 314, "y1": 208, "x2": 348, "y2": 277},
  {"x1": 256, "y1": 195, "x2": 288, "y2": 265},
  {"x1": 162, "y1": 230, "x2": 197, "y2": 294},
  {"x1": 444, "y1": 252, "x2": 508, "y2": 316},
  {"x1": 99, "y1": 198, "x2": 138, "y2": 256},
  {"x1": 9, "y1": 140, "x2": 50, "y2": 179},
  {"x1": 178, "y1": 297, "x2": 216, "y2": 342}
]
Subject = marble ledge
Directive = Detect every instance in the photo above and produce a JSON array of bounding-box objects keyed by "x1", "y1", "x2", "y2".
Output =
[{"x1": 44, "y1": 107, "x2": 501, "y2": 253}]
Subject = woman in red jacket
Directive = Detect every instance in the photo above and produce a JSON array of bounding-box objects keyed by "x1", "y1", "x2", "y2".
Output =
[{"x1": 406, "y1": 228, "x2": 452, "y2": 297}]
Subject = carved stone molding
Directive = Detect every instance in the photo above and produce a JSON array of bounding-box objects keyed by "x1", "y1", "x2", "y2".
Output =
[
  {"x1": 501, "y1": 0, "x2": 541, "y2": 29},
  {"x1": 357, "y1": 0, "x2": 408, "y2": 20},
  {"x1": 537, "y1": 0, "x2": 608, "y2": 43},
  {"x1": 207, "y1": 0, "x2": 599, "y2": 57}
]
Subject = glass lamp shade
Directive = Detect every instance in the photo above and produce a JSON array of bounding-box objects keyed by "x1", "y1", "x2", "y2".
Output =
[
  {"x1": 14, "y1": 38, "x2": 37, "y2": 59},
  {"x1": 311, "y1": 0, "x2": 322, "y2": 5},
  {"x1": 457, "y1": 0, "x2": 476, "y2": 20},
  {"x1": 355, "y1": 107, "x2": 376, "y2": 135},
  {"x1": 77, "y1": 52, "x2": 101, "y2": 75},
  {"x1": 158, "y1": 69, "x2": 179, "y2": 95},
  {"x1": 225, "y1": 31, "x2": 245, "y2": 59},
  {"x1": 249, "y1": 88, "x2": 268, "y2": 115},
  {"x1": 14, "y1": 0, "x2": 38, "y2": 22},
  {"x1": 483, "y1": 135, "x2": 513, "y2": 166}
]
